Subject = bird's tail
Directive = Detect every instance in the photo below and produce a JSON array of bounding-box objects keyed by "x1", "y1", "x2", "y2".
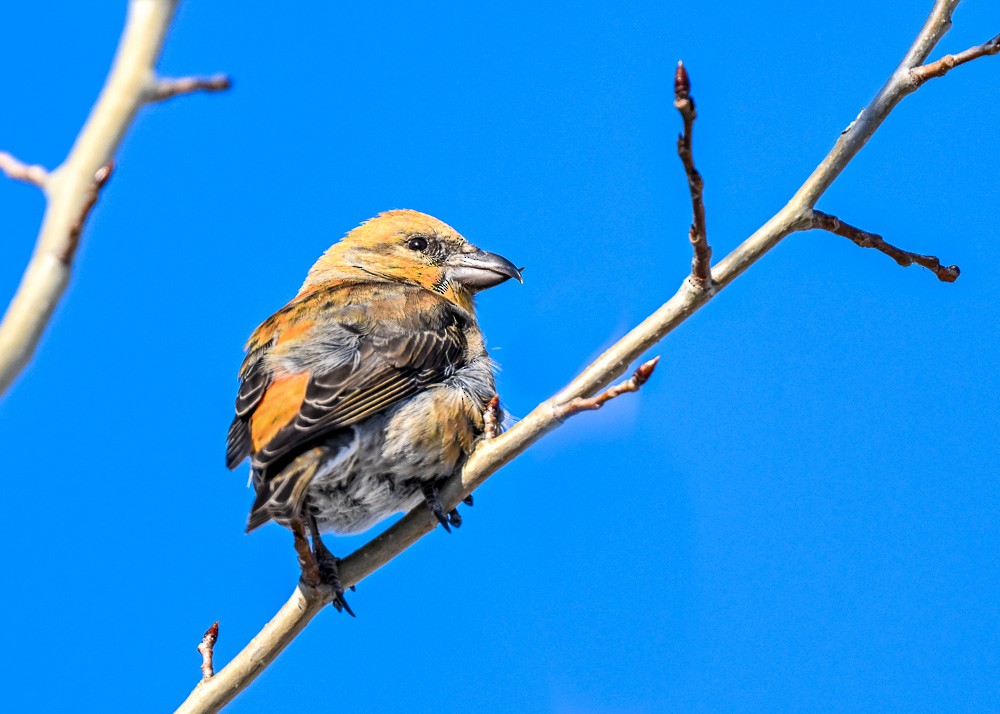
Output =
[{"x1": 246, "y1": 447, "x2": 328, "y2": 532}]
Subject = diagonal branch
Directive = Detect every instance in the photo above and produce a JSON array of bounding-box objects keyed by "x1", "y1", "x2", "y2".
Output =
[
  {"x1": 174, "y1": 2, "x2": 996, "y2": 713},
  {"x1": 0, "y1": 0, "x2": 230, "y2": 397},
  {"x1": 673, "y1": 62, "x2": 713, "y2": 287},
  {"x1": 808, "y1": 210, "x2": 960, "y2": 282}
]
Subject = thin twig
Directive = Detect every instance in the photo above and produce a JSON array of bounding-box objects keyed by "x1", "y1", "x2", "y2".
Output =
[
  {"x1": 911, "y1": 32, "x2": 1000, "y2": 83},
  {"x1": 148, "y1": 74, "x2": 232, "y2": 102},
  {"x1": 198, "y1": 622, "x2": 219, "y2": 682},
  {"x1": 483, "y1": 395, "x2": 500, "y2": 440},
  {"x1": 174, "y1": 3, "x2": 995, "y2": 713},
  {"x1": 0, "y1": 152, "x2": 48, "y2": 188},
  {"x1": 673, "y1": 61, "x2": 712, "y2": 287},
  {"x1": 809, "y1": 210, "x2": 959, "y2": 282},
  {"x1": 555, "y1": 357, "x2": 660, "y2": 420}
]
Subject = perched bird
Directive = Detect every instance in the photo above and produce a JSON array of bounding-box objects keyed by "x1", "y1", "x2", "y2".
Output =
[{"x1": 226, "y1": 209, "x2": 521, "y2": 613}]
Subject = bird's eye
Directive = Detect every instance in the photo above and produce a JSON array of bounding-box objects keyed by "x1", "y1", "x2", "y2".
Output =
[{"x1": 407, "y1": 236, "x2": 429, "y2": 252}]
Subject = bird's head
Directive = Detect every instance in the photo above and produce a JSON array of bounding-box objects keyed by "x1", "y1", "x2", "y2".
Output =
[{"x1": 301, "y1": 209, "x2": 522, "y2": 311}]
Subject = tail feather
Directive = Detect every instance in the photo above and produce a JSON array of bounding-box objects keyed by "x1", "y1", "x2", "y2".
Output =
[{"x1": 246, "y1": 446, "x2": 329, "y2": 532}]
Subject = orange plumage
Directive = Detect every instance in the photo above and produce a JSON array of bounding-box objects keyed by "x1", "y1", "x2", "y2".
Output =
[{"x1": 226, "y1": 209, "x2": 521, "y2": 612}]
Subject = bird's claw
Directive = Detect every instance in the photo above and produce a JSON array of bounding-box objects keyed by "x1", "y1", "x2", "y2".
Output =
[
  {"x1": 432, "y1": 505, "x2": 452, "y2": 533},
  {"x1": 424, "y1": 484, "x2": 473, "y2": 532},
  {"x1": 424, "y1": 484, "x2": 455, "y2": 533},
  {"x1": 313, "y1": 541, "x2": 355, "y2": 617}
]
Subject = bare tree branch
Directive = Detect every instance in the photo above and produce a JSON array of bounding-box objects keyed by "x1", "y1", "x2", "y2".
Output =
[
  {"x1": 554, "y1": 357, "x2": 660, "y2": 420},
  {"x1": 174, "y1": 2, "x2": 996, "y2": 712},
  {"x1": 912, "y1": 31, "x2": 1000, "y2": 82},
  {"x1": 673, "y1": 62, "x2": 712, "y2": 287},
  {"x1": 148, "y1": 74, "x2": 232, "y2": 102},
  {"x1": 0, "y1": 0, "x2": 230, "y2": 396},
  {"x1": 198, "y1": 622, "x2": 219, "y2": 682},
  {"x1": 809, "y1": 210, "x2": 960, "y2": 282},
  {"x1": 0, "y1": 152, "x2": 49, "y2": 188}
]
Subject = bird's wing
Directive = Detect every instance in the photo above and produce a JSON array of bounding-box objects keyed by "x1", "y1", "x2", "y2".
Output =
[
  {"x1": 225, "y1": 343, "x2": 273, "y2": 469},
  {"x1": 226, "y1": 283, "x2": 469, "y2": 474}
]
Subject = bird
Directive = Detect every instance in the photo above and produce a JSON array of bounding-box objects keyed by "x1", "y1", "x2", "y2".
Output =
[{"x1": 225, "y1": 209, "x2": 521, "y2": 613}]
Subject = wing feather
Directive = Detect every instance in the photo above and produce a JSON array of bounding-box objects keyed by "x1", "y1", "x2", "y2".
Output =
[
  {"x1": 226, "y1": 345, "x2": 273, "y2": 469},
  {"x1": 228, "y1": 283, "x2": 470, "y2": 477}
]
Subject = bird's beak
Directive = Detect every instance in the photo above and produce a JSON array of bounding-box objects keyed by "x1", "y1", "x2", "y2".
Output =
[{"x1": 445, "y1": 247, "x2": 523, "y2": 290}]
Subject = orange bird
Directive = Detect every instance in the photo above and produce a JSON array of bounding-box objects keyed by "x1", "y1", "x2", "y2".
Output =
[{"x1": 226, "y1": 209, "x2": 521, "y2": 613}]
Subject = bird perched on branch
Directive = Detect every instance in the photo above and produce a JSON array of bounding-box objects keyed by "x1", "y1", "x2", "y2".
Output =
[{"x1": 226, "y1": 209, "x2": 521, "y2": 613}]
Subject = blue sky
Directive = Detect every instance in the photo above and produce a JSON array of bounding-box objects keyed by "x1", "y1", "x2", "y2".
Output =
[{"x1": 1, "y1": 2, "x2": 997, "y2": 712}]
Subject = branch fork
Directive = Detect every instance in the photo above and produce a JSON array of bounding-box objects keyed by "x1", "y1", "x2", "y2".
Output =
[
  {"x1": 0, "y1": 0, "x2": 230, "y2": 397},
  {"x1": 911, "y1": 31, "x2": 1000, "y2": 83}
]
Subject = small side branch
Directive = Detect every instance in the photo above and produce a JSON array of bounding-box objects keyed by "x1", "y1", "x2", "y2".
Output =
[
  {"x1": 198, "y1": 622, "x2": 219, "y2": 682},
  {"x1": 0, "y1": 152, "x2": 48, "y2": 188},
  {"x1": 554, "y1": 357, "x2": 659, "y2": 420},
  {"x1": 809, "y1": 210, "x2": 959, "y2": 282},
  {"x1": 911, "y1": 32, "x2": 1000, "y2": 83},
  {"x1": 148, "y1": 74, "x2": 232, "y2": 102},
  {"x1": 673, "y1": 61, "x2": 712, "y2": 287}
]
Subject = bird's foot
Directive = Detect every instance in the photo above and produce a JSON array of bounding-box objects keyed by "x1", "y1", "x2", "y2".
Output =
[
  {"x1": 423, "y1": 484, "x2": 475, "y2": 531},
  {"x1": 448, "y1": 493, "x2": 476, "y2": 526},
  {"x1": 311, "y1": 535, "x2": 355, "y2": 617},
  {"x1": 423, "y1": 483, "x2": 456, "y2": 533}
]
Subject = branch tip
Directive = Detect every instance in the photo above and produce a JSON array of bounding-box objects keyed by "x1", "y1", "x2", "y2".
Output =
[
  {"x1": 149, "y1": 74, "x2": 232, "y2": 103},
  {"x1": 633, "y1": 355, "x2": 660, "y2": 386},
  {"x1": 0, "y1": 151, "x2": 49, "y2": 188},
  {"x1": 554, "y1": 356, "x2": 660, "y2": 419},
  {"x1": 672, "y1": 63, "x2": 712, "y2": 286},
  {"x1": 198, "y1": 621, "x2": 220, "y2": 682},
  {"x1": 674, "y1": 60, "x2": 690, "y2": 100},
  {"x1": 809, "y1": 210, "x2": 959, "y2": 283}
]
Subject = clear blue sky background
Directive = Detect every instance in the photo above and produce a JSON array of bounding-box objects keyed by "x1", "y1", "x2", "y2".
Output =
[{"x1": 1, "y1": 2, "x2": 997, "y2": 712}]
